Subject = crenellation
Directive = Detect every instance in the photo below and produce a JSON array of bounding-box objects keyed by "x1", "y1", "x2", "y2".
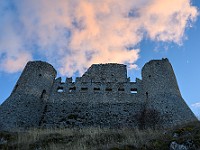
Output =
[
  {"x1": 52, "y1": 81, "x2": 143, "y2": 95},
  {"x1": 56, "y1": 77, "x2": 62, "y2": 82},
  {"x1": 66, "y1": 77, "x2": 72, "y2": 83},
  {"x1": 0, "y1": 59, "x2": 198, "y2": 131}
]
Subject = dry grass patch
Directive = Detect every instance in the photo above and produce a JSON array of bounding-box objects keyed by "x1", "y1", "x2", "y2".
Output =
[{"x1": 0, "y1": 121, "x2": 200, "y2": 150}]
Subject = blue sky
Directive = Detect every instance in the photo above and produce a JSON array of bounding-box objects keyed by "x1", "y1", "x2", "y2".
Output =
[{"x1": 0, "y1": 0, "x2": 200, "y2": 117}]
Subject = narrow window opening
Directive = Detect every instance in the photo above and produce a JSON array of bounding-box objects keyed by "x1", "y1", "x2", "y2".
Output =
[
  {"x1": 81, "y1": 87, "x2": 88, "y2": 91},
  {"x1": 106, "y1": 88, "x2": 112, "y2": 91},
  {"x1": 69, "y1": 87, "x2": 76, "y2": 93},
  {"x1": 118, "y1": 88, "x2": 125, "y2": 91},
  {"x1": 146, "y1": 92, "x2": 148, "y2": 98},
  {"x1": 94, "y1": 88, "x2": 100, "y2": 91},
  {"x1": 57, "y1": 87, "x2": 64, "y2": 93},
  {"x1": 130, "y1": 88, "x2": 137, "y2": 94},
  {"x1": 41, "y1": 90, "x2": 46, "y2": 99}
]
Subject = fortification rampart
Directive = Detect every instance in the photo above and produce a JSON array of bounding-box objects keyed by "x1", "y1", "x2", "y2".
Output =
[{"x1": 0, "y1": 58, "x2": 197, "y2": 130}]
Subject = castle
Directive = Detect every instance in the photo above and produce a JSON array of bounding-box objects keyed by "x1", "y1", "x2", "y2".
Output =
[{"x1": 0, "y1": 58, "x2": 197, "y2": 130}]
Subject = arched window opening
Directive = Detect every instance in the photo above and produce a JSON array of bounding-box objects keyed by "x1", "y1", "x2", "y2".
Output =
[
  {"x1": 130, "y1": 88, "x2": 137, "y2": 94},
  {"x1": 69, "y1": 87, "x2": 76, "y2": 93},
  {"x1": 57, "y1": 87, "x2": 64, "y2": 93}
]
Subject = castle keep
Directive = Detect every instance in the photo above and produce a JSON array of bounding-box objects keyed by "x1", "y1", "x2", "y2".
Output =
[{"x1": 0, "y1": 58, "x2": 197, "y2": 130}]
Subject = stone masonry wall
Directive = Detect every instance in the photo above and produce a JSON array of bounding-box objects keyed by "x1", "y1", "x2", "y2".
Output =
[
  {"x1": 0, "y1": 58, "x2": 198, "y2": 131},
  {"x1": 0, "y1": 61, "x2": 56, "y2": 131},
  {"x1": 142, "y1": 59, "x2": 197, "y2": 127}
]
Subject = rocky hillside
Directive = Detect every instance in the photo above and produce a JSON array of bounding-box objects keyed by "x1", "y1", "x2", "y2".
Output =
[{"x1": 0, "y1": 121, "x2": 200, "y2": 150}]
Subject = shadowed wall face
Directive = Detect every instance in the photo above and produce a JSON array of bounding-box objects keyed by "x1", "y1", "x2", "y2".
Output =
[
  {"x1": 0, "y1": 61, "x2": 57, "y2": 130},
  {"x1": 141, "y1": 58, "x2": 197, "y2": 126},
  {"x1": 0, "y1": 59, "x2": 197, "y2": 130},
  {"x1": 12, "y1": 61, "x2": 57, "y2": 96},
  {"x1": 80, "y1": 63, "x2": 128, "y2": 83},
  {"x1": 142, "y1": 58, "x2": 181, "y2": 98}
]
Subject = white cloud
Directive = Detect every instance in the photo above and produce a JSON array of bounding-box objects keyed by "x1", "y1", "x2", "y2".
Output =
[
  {"x1": 191, "y1": 102, "x2": 200, "y2": 119},
  {"x1": 191, "y1": 102, "x2": 200, "y2": 108},
  {"x1": 0, "y1": 0, "x2": 198, "y2": 76}
]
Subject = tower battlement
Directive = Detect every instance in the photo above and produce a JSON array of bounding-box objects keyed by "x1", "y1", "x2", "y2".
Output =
[{"x1": 0, "y1": 58, "x2": 197, "y2": 130}]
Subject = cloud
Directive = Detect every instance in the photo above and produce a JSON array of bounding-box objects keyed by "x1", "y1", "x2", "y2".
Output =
[
  {"x1": 0, "y1": 0, "x2": 198, "y2": 76},
  {"x1": 191, "y1": 102, "x2": 200, "y2": 118},
  {"x1": 0, "y1": 52, "x2": 32, "y2": 73},
  {"x1": 191, "y1": 102, "x2": 200, "y2": 108}
]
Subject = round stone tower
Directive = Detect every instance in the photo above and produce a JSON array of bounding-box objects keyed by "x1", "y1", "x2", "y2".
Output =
[
  {"x1": 142, "y1": 58, "x2": 197, "y2": 127},
  {"x1": 12, "y1": 61, "x2": 57, "y2": 97},
  {"x1": 142, "y1": 58, "x2": 181, "y2": 98},
  {"x1": 0, "y1": 61, "x2": 56, "y2": 130}
]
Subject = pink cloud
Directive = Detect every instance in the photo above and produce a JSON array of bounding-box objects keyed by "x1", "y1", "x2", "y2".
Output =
[
  {"x1": 0, "y1": 0, "x2": 198, "y2": 76},
  {"x1": 0, "y1": 51, "x2": 32, "y2": 73}
]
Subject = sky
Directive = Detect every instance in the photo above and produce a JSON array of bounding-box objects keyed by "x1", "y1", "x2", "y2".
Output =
[{"x1": 0, "y1": 0, "x2": 200, "y2": 117}]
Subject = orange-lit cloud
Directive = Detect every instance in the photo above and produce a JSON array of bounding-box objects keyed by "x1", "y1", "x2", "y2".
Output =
[{"x1": 0, "y1": 0, "x2": 198, "y2": 76}]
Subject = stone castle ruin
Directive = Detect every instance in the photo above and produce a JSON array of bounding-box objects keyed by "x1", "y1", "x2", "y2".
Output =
[{"x1": 0, "y1": 58, "x2": 197, "y2": 130}]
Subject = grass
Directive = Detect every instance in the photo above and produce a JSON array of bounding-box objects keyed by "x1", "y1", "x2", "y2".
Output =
[{"x1": 0, "y1": 121, "x2": 200, "y2": 150}]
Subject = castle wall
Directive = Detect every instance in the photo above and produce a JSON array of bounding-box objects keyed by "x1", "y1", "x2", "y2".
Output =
[
  {"x1": 41, "y1": 73, "x2": 145, "y2": 128},
  {"x1": 0, "y1": 58, "x2": 198, "y2": 130},
  {"x1": 50, "y1": 78, "x2": 144, "y2": 103},
  {"x1": 43, "y1": 100, "x2": 143, "y2": 128}
]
